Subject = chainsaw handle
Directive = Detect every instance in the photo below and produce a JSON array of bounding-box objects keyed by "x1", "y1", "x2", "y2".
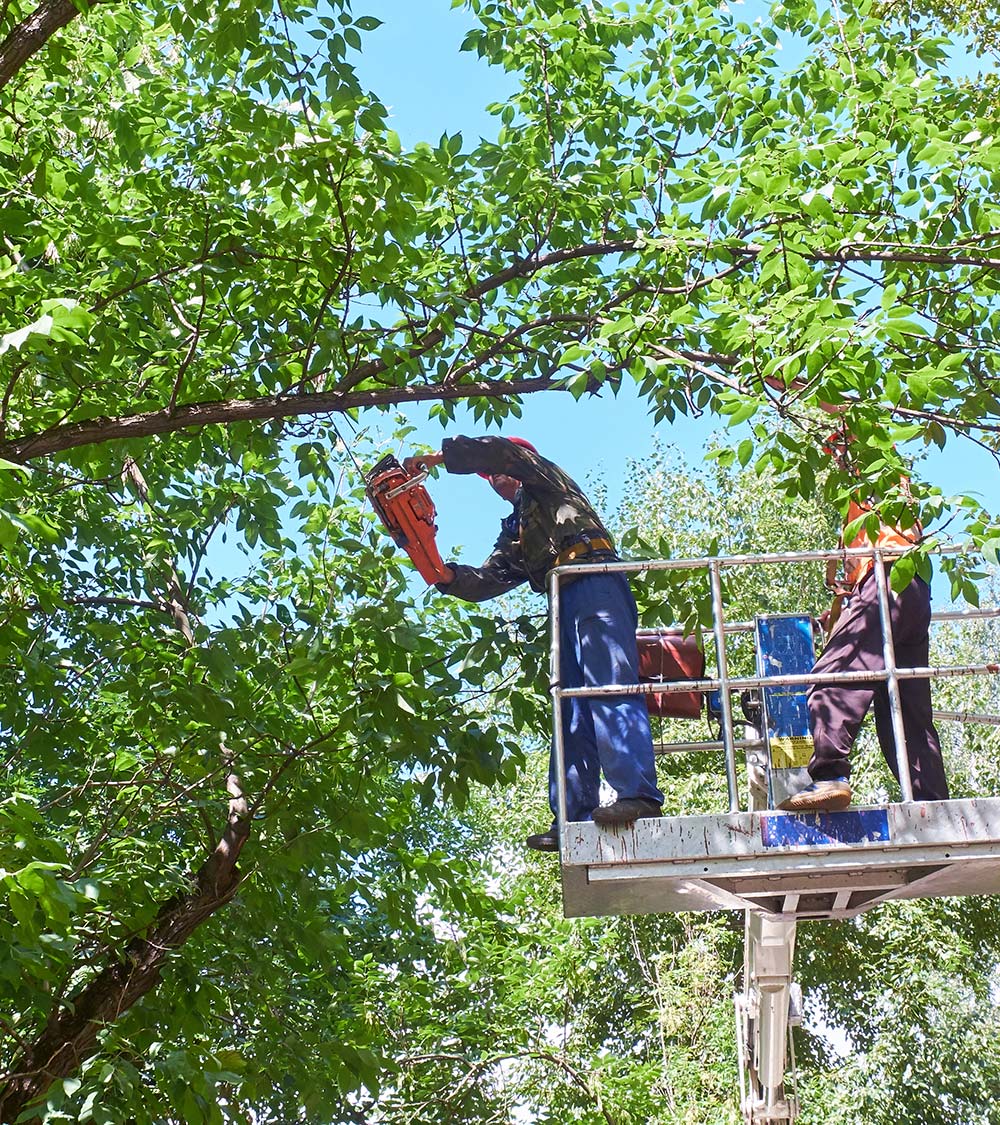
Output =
[
  {"x1": 384, "y1": 471, "x2": 428, "y2": 501},
  {"x1": 402, "y1": 451, "x2": 444, "y2": 476}
]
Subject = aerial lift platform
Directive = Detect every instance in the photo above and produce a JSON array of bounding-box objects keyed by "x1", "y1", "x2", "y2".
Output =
[
  {"x1": 559, "y1": 797, "x2": 1000, "y2": 920},
  {"x1": 547, "y1": 546, "x2": 1000, "y2": 1124}
]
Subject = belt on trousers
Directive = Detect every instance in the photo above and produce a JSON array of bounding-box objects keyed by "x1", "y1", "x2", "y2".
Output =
[{"x1": 553, "y1": 537, "x2": 615, "y2": 568}]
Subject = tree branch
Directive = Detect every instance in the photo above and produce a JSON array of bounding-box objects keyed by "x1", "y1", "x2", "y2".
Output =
[
  {"x1": 0, "y1": 375, "x2": 561, "y2": 461},
  {"x1": 0, "y1": 753, "x2": 252, "y2": 1122},
  {"x1": 58, "y1": 595, "x2": 167, "y2": 612},
  {"x1": 121, "y1": 456, "x2": 196, "y2": 645},
  {"x1": 0, "y1": 0, "x2": 84, "y2": 92},
  {"x1": 2, "y1": 233, "x2": 998, "y2": 464}
]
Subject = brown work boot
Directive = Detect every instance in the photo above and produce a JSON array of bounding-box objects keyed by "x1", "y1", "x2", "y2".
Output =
[
  {"x1": 525, "y1": 825, "x2": 559, "y2": 852},
  {"x1": 592, "y1": 797, "x2": 662, "y2": 827},
  {"x1": 778, "y1": 778, "x2": 852, "y2": 813}
]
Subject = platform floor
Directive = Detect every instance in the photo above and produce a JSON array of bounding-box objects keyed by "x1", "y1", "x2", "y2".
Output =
[{"x1": 560, "y1": 797, "x2": 1000, "y2": 920}]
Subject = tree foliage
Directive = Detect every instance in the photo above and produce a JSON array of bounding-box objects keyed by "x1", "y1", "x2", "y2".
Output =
[
  {"x1": 1, "y1": 0, "x2": 1000, "y2": 521},
  {"x1": 0, "y1": 418, "x2": 549, "y2": 1120},
  {"x1": 3, "y1": 0, "x2": 1000, "y2": 1119}
]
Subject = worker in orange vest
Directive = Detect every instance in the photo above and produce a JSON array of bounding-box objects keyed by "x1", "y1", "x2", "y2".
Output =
[{"x1": 780, "y1": 428, "x2": 949, "y2": 811}]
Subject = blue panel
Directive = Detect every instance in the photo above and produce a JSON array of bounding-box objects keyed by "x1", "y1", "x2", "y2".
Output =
[
  {"x1": 761, "y1": 809, "x2": 891, "y2": 848},
  {"x1": 755, "y1": 616, "x2": 816, "y2": 769}
]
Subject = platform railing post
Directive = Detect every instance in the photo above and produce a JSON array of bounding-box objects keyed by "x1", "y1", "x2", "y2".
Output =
[
  {"x1": 872, "y1": 551, "x2": 915, "y2": 802},
  {"x1": 709, "y1": 560, "x2": 741, "y2": 813},
  {"x1": 548, "y1": 569, "x2": 569, "y2": 852}
]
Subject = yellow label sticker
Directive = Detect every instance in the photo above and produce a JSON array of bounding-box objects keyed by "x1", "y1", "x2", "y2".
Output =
[{"x1": 770, "y1": 735, "x2": 814, "y2": 770}]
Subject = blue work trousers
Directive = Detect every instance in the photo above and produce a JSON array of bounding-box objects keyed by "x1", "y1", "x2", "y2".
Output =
[{"x1": 550, "y1": 572, "x2": 664, "y2": 823}]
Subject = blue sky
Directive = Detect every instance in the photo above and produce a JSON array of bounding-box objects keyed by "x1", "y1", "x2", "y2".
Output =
[
  {"x1": 352, "y1": 1, "x2": 514, "y2": 148},
  {"x1": 350, "y1": 1, "x2": 1000, "y2": 566},
  {"x1": 349, "y1": 0, "x2": 721, "y2": 558}
]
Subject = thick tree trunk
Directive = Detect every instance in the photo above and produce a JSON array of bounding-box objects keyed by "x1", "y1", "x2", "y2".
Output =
[
  {"x1": 0, "y1": 0, "x2": 83, "y2": 92},
  {"x1": 0, "y1": 791, "x2": 250, "y2": 1123}
]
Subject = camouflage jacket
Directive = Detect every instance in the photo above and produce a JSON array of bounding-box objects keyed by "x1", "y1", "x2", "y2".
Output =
[{"x1": 438, "y1": 435, "x2": 617, "y2": 602}]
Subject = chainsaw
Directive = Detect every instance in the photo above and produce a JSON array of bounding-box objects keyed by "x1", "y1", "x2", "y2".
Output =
[{"x1": 364, "y1": 454, "x2": 451, "y2": 585}]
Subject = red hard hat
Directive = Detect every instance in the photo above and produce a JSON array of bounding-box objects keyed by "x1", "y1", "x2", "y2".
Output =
[
  {"x1": 478, "y1": 436, "x2": 538, "y2": 479},
  {"x1": 505, "y1": 436, "x2": 537, "y2": 453}
]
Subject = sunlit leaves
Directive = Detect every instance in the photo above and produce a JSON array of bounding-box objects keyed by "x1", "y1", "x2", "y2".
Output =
[{"x1": 2, "y1": 0, "x2": 1000, "y2": 1116}]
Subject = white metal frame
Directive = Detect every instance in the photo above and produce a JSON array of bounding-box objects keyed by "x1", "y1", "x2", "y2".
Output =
[{"x1": 548, "y1": 545, "x2": 999, "y2": 850}]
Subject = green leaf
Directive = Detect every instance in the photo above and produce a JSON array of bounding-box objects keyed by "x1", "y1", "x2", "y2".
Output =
[{"x1": 726, "y1": 401, "x2": 758, "y2": 427}]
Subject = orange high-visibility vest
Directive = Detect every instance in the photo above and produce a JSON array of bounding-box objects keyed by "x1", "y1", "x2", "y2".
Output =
[{"x1": 843, "y1": 497, "x2": 920, "y2": 589}]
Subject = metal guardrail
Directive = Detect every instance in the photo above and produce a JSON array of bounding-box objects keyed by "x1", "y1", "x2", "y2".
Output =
[
  {"x1": 934, "y1": 710, "x2": 1000, "y2": 726},
  {"x1": 547, "y1": 545, "x2": 999, "y2": 830}
]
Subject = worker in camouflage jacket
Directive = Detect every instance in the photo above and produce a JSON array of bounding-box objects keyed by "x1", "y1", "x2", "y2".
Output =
[{"x1": 404, "y1": 435, "x2": 663, "y2": 852}]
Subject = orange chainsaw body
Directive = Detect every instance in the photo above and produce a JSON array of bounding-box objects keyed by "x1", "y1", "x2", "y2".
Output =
[{"x1": 364, "y1": 454, "x2": 451, "y2": 585}]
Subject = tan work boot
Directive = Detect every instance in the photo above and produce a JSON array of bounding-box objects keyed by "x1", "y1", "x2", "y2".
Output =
[{"x1": 777, "y1": 778, "x2": 852, "y2": 813}]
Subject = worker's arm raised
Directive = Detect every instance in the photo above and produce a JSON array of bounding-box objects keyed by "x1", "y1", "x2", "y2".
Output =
[
  {"x1": 440, "y1": 558, "x2": 524, "y2": 602},
  {"x1": 402, "y1": 450, "x2": 445, "y2": 475},
  {"x1": 437, "y1": 523, "x2": 527, "y2": 602},
  {"x1": 438, "y1": 436, "x2": 557, "y2": 488}
]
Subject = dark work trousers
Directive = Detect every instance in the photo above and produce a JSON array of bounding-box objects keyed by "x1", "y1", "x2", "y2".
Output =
[
  {"x1": 551, "y1": 572, "x2": 664, "y2": 823},
  {"x1": 807, "y1": 570, "x2": 949, "y2": 801}
]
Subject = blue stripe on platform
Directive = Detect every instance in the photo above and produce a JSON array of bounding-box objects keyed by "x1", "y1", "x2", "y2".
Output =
[{"x1": 761, "y1": 809, "x2": 891, "y2": 848}]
